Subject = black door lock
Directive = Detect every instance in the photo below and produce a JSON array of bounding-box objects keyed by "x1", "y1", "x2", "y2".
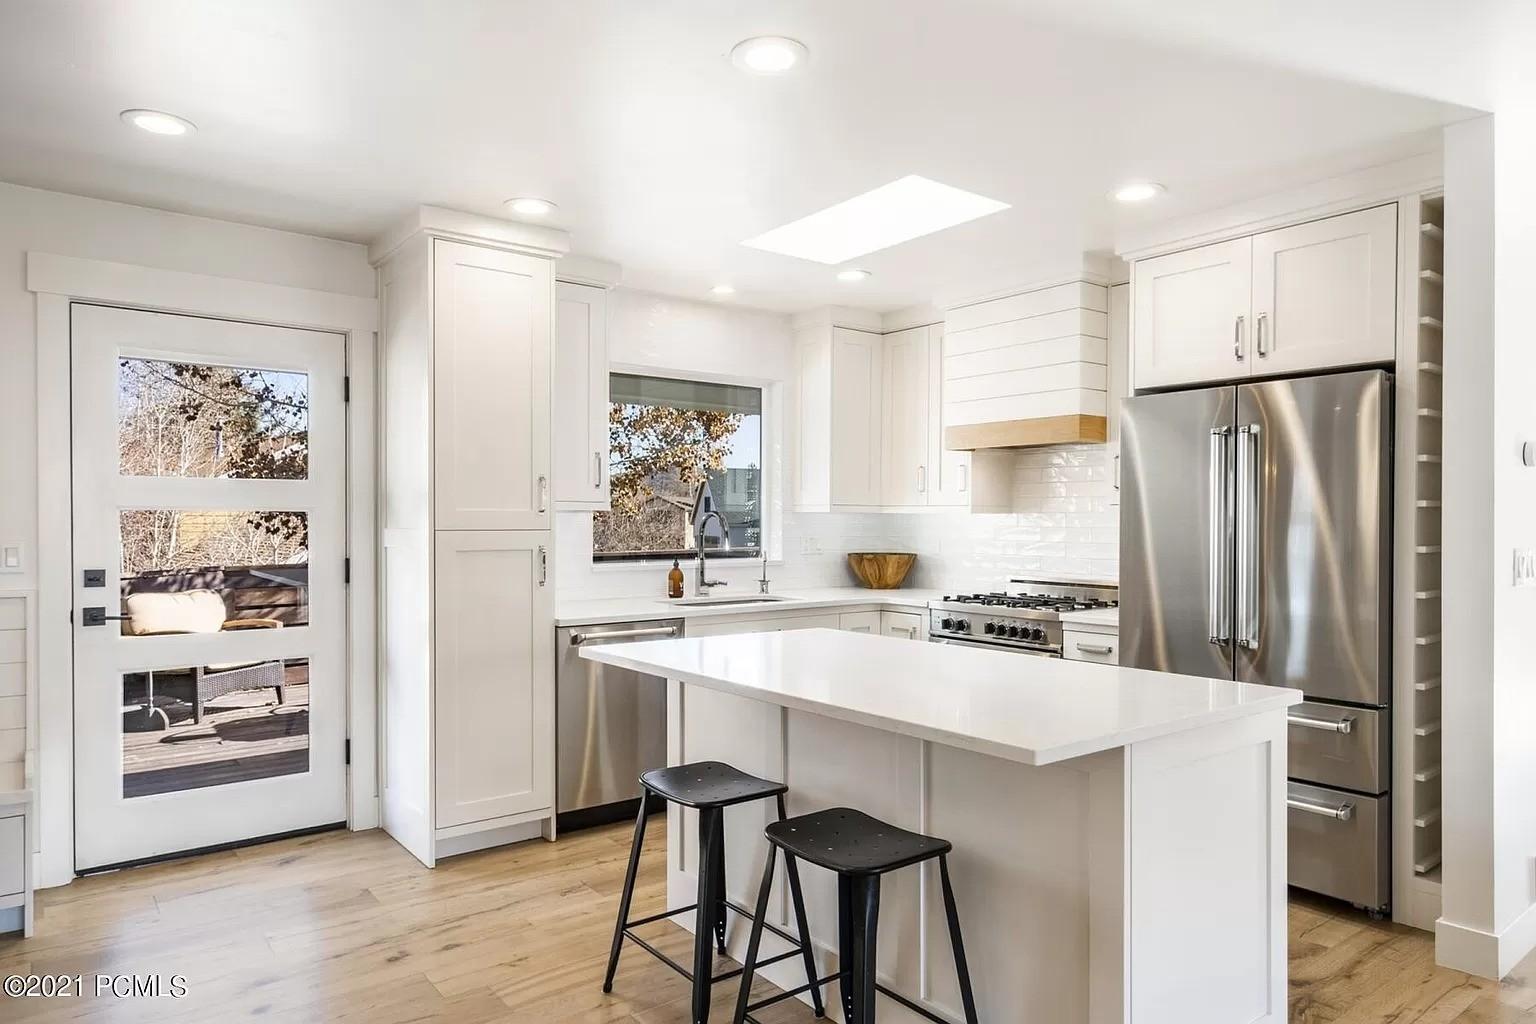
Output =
[{"x1": 81, "y1": 606, "x2": 129, "y2": 627}]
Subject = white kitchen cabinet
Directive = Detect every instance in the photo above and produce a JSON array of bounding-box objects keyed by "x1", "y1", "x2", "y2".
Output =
[
  {"x1": 433, "y1": 531, "x2": 554, "y2": 829},
  {"x1": 880, "y1": 610, "x2": 925, "y2": 641},
  {"x1": 880, "y1": 326, "x2": 930, "y2": 507},
  {"x1": 1063, "y1": 629, "x2": 1118, "y2": 664},
  {"x1": 553, "y1": 281, "x2": 609, "y2": 510},
  {"x1": 839, "y1": 610, "x2": 882, "y2": 633},
  {"x1": 1133, "y1": 236, "x2": 1253, "y2": 390},
  {"x1": 1250, "y1": 204, "x2": 1397, "y2": 376},
  {"x1": 794, "y1": 325, "x2": 883, "y2": 509},
  {"x1": 927, "y1": 326, "x2": 972, "y2": 507},
  {"x1": 1132, "y1": 205, "x2": 1398, "y2": 390},
  {"x1": 433, "y1": 239, "x2": 553, "y2": 530}
]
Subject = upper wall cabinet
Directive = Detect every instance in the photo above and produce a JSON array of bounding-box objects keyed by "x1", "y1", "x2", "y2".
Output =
[
  {"x1": 795, "y1": 325, "x2": 883, "y2": 509},
  {"x1": 1131, "y1": 205, "x2": 1397, "y2": 391},
  {"x1": 553, "y1": 282, "x2": 610, "y2": 511},
  {"x1": 880, "y1": 324, "x2": 969, "y2": 508},
  {"x1": 433, "y1": 239, "x2": 553, "y2": 530}
]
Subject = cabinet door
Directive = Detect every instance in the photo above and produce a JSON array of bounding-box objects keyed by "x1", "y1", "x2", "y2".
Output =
[
  {"x1": 830, "y1": 328, "x2": 883, "y2": 506},
  {"x1": 434, "y1": 531, "x2": 554, "y2": 828},
  {"x1": 880, "y1": 327, "x2": 930, "y2": 507},
  {"x1": 1132, "y1": 237, "x2": 1252, "y2": 390},
  {"x1": 1251, "y1": 205, "x2": 1397, "y2": 375},
  {"x1": 880, "y1": 610, "x2": 925, "y2": 641},
  {"x1": 838, "y1": 610, "x2": 882, "y2": 634},
  {"x1": 926, "y1": 325, "x2": 971, "y2": 507},
  {"x1": 433, "y1": 240, "x2": 553, "y2": 530},
  {"x1": 553, "y1": 282, "x2": 609, "y2": 510}
]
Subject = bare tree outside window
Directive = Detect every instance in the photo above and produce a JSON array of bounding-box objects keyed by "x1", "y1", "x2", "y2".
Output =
[{"x1": 594, "y1": 374, "x2": 762, "y2": 561}]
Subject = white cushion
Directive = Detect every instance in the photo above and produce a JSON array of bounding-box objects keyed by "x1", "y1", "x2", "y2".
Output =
[{"x1": 124, "y1": 590, "x2": 227, "y2": 636}]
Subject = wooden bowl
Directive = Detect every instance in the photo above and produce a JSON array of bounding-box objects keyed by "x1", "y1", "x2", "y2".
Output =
[{"x1": 846, "y1": 552, "x2": 917, "y2": 590}]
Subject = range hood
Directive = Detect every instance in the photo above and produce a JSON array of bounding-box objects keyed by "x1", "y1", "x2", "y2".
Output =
[{"x1": 941, "y1": 277, "x2": 1113, "y2": 450}]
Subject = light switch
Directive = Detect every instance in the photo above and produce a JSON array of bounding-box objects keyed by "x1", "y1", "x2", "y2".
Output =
[
  {"x1": 0, "y1": 544, "x2": 21, "y2": 573},
  {"x1": 1515, "y1": 549, "x2": 1536, "y2": 588}
]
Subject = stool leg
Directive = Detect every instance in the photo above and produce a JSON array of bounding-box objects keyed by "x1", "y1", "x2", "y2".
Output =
[
  {"x1": 709, "y1": 806, "x2": 729, "y2": 954},
  {"x1": 852, "y1": 875, "x2": 880, "y2": 1024},
  {"x1": 603, "y1": 797, "x2": 651, "y2": 993},
  {"x1": 777, "y1": 794, "x2": 824, "y2": 1018},
  {"x1": 730, "y1": 844, "x2": 777, "y2": 1024},
  {"x1": 837, "y1": 874, "x2": 855, "y2": 1024},
  {"x1": 938, "y1": 856, "x2": 979, "y2": 1024},
  {"x1": 693, "y1": 807, "x2": 724, "y2": 1024}
]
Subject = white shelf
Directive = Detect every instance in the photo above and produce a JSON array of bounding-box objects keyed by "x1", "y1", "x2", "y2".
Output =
[
  {"x1": 1415, "y1": 720, "x2": 1443, "y2": 737},
  {"x1": 1421, "y1": 223, "x2": 1445, "y2": 242},
  {"x1": 1415, "y1": 677, "x2": 1442, "y2": 692},
  {"x1": 1415, "y1": 808, "x2": 1442, "y2": 828},
  {"x1": 1415, "y1": 853, "x2": 1443, "y2": 875},
  {"x1": 1420, "y1": 269, "x2": 1444, "y2": 285},
  {"x1": 1414, "y1": 765, "x2": 1442, "y2": 783}
]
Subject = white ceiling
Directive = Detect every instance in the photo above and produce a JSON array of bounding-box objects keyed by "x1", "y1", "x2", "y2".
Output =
[{"x1": 0, "y1": 0, "x2": 1476, "y2": 312}]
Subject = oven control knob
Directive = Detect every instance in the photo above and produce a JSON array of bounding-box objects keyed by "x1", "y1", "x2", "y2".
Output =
[
  {"x1": 1004, "y1": 624, "x2": 1019, "y2": 638},
  {"x1": 941, "y1": 617, "x2": 956, "y2": 630},
  {"x1": 983, "y1": 621, "x2": 997, "y2": 634},
  {"x1": 955, "y1": 619, "x2": 970, "y2": 632}
]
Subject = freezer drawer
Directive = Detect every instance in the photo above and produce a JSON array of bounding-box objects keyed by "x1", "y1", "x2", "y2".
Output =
[
  {"x1": 1288, "y1": 782, "x2": 1390, "y2": 911},
  {"x1": 1288, "y1": 702, "x2": 1387, "y2": 795}
]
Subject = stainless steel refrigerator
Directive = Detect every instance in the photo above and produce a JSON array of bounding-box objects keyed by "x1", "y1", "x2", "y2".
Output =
[{"x1": 1120, "y1": 369, "x2": 1392, "y2": 912}]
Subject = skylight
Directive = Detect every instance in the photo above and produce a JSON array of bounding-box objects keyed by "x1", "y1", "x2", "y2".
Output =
[{"x1": 741, "y1": 175, "x2": 1010, "y2": 265}]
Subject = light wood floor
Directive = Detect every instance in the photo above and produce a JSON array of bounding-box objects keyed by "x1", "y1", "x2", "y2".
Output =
[{"x1": 2, "y1": 822, "x2": 1533, "y2": 1023}]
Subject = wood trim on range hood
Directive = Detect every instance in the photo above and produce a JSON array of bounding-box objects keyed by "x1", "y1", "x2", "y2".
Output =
[{"x1": 944, "y1": 414, "x2": 1107, "y2": 451}]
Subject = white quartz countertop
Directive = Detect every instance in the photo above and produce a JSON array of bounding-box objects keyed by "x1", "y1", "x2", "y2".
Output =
[
  {"x1": 556, "y1": 586, "x2": 943, "y2": 627},
  {"x1": 1059, "y1": 606, "x2": 1119, "y2": 628},
  {"x1": 580, "y1": 628, "x2": 1300, "y2": 766}
]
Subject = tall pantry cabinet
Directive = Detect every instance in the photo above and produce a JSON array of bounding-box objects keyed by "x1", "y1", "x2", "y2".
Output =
[{"x1": 374, "y1": 210, "x2": 568, "y2": 867}]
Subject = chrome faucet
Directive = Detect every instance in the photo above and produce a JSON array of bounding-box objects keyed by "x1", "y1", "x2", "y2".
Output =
[{"x1": 695, "y1": 508, "x2": 729, "y2": 594}]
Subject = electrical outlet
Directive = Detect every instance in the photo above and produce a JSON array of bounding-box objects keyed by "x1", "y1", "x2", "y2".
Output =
[
  {"x1": 0, "y1": 543, "x2": 22, "y2": 573},
  {"x1": 1515, "y1": 549, "x2": 1536, "y2": 588}
]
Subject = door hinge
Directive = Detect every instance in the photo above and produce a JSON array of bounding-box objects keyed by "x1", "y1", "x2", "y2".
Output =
[
  {"x1": 343, "y1": 375, "x2": 351, "y2": 402},
  {"x1": 344, "y1": 557, "x2": 351, "y2": 584},
  {"x1": 345, "y1": 739, "x2": 351, "y2": 765}
]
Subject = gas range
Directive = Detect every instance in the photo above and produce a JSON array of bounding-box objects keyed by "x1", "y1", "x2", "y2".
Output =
[{"x1": 927, "y1": 580, "x2": 1120, "y2": 656}]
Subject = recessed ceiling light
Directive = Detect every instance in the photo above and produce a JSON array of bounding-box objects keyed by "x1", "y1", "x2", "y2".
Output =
[
  {"x1": 120, "y1": 108, "x2": 195, "y2": 136},
  {"x1": 1112, "y1": 181, "x2": 1166, "y2": 203},
  {"x1": 730, "y1": 36, "x2": 808, "y2": 75},
  {"x1": 743, "y1": 175, "x2": 1010, "y2": 265},
  {"x1": 710, "y1": 284, "x2": 736, "y2": 296},
  {"x1": 505, "y1": 197, "x2": 557, "y2": 218},
  {"x1": 837, "y1": 269, "x2": 871, "y2": 283}
]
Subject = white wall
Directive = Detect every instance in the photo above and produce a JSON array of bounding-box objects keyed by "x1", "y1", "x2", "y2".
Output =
[{"x1": 0, "y1": 182, "x2": 375, "y2": 593}]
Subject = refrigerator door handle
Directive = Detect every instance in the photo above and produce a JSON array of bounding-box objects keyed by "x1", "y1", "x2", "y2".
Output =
[
  {"x1": 1235, "y1": 424, "x2": 1261, "y2": 649},
  {"x1": 1208, "y1": 427, "x2": 1231, "y2": 644}
]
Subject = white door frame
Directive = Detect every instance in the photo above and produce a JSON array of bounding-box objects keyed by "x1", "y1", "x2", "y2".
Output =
[{"x1": 27, "y1": 251, "x2": 379, "y2": 888}]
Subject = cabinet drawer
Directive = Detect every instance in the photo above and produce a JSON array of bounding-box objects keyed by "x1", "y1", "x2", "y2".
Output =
[
  {"x1": 1063, "y1": 629, "x2": 1118, "y2": 664},
  {"x1": 0, "y1": 815, "x2": 23, "y2": 896},
  {"x1": 1288, "y1": 702, "x2": 1386, "y2": 794},
  {"x1": 880, "y1": 611, "x2": 925, "y2": 641},
  {"x1": 1288, "y1": 783, "x2": 1389, "y2": 910}
]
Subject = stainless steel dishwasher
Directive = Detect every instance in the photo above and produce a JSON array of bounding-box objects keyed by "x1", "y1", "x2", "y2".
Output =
[{"x1": 555, "y1": 619, "x2": 680, "y2": 831}]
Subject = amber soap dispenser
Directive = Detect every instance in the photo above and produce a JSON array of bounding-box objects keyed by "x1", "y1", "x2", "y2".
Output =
[{"x1": 667, "y1": 558, "x2": 685, "y2": 599}]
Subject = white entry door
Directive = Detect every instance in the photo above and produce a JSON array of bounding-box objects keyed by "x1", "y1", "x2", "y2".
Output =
[{"x1": 71, "y1": 303, "x2": 348, "y2": 871}]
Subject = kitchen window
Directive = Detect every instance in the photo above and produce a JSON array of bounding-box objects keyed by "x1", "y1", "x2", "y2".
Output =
[{"x1": 593, "y1": 373, "x2": 763, "y2": 562}]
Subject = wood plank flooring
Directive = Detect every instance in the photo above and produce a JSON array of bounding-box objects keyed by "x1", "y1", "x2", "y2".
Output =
[{"x1": 1, "y1": 821, "x2": 1533, "y2": 1023}]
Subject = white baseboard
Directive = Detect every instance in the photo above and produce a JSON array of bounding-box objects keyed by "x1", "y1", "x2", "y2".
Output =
[
  {"x1": 433, "y1": 818, "x2": 545, "y2": 860},
  {"x1": 1437, "y1": 899, "x2": 1536, "y2": 978},
  {"x1": 0, "y1": 906, "x2": 20, "y2": 935}
]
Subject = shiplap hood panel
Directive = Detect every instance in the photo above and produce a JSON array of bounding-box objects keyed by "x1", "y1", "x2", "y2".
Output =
[{"x1": 942, "y1": 280, "x2": 1109, "y2": 449}]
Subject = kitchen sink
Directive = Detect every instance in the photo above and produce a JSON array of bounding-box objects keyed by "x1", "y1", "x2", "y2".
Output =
[{"x1": 662, "y1": 595, "x2": 796, "y2": 607}]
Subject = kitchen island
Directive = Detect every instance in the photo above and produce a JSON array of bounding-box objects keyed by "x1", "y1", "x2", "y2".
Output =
[{"x1": 581, "y1": 628, "x2": 1301, "y2": 1024}]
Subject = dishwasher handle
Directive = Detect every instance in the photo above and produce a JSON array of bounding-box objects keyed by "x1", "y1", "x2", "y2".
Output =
[{"x1": 569, "y1": 625, "x2": 680, "y2": 646}]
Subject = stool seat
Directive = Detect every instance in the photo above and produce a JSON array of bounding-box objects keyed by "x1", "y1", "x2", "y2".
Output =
[
  {"x1": 640, "y1": 760, "x2": 787, "y2": 809},
  {"x1": 766, "y1": 807, "x2": 951, "y2": 875}
]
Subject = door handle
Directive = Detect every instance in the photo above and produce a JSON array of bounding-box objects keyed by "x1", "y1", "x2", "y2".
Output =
[
  {"x1": 1075, "y1": 642, "x2": 1114, "y2": 656},
  {"x1": 570, "y1": 625, "x2": 678, "y2": 645},
  {"x1": 1234, "y1": 315, "x2": 1246, "y2": 361},
  {"x1": 1208, "y1": 427, "x2": 1231, "y2": 645},
  {"x1": 538, "y1": 475, "x2": 549, "y2": 513},
  {"x1": 1235, "y1": 424, "x2": 1261, "y2": 649},
  {"x1": 1288, "y1": 713, "x2": 1355, "y2": 734},
  {"x1": 594, "y1": 452, "x2": 603, "y2": 489},
  {"x1": 1288, "y1": 796, "x2": 1354, "y2": 822},
  {"x1": 917, "y1": 465, "x2": 926, "y2": 493},
  {"x1": 538, "y1": 546, "x2": 548, "y2": 587},
  {"x1": 80, "y1": 607, "x2": 129, "y2": 627},
  {"x1": 960, "y1": 464, "x2": 968, "y2": 493},
  {"x1": 1256, "y1": 313, "x2": 1269, "y2": 358}
]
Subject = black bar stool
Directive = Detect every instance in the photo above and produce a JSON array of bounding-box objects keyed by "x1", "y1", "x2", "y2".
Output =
[
  {"x1": 603, "y1": 761, "x2": 824, "y2": 1024},
  {"x1": 733, "y1": 807, "x2": 979, "y2": 1024}
]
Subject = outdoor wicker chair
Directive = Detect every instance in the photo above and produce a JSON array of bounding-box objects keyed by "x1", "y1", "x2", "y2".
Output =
[{"x1": 122, "y1": 590, "x2": 286, "y2": 723}]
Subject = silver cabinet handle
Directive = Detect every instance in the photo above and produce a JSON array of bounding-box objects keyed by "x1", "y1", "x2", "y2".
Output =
[
  {"x1": 594, "y1": 451, "x2": 603, "y2": 489},
  {"x1": 1234, "y1": 315, "x2": 1246, "y2": 361},
  {"x1": 1288, "y1": 713, "x2": 1355, "y2": 734},
  {"x1": 538, "y1": 545, "x2": 547, "y2": 586},
  {"x1": 1076, "y1": 642, "x2": 1114, "y2": 656},
  {"x1": 1288, "y1": 796, "x2": 1354, "y2": 822},
  {"x1": 538, "y1": 475, "x2": 549, "y2": 513},
  {"x1": 959, "y1": 463, "x2": 969, "y2": 493},
  {"x1": 570, "y1": 625, "x2": 678, "y2": 645},
  {"x1": 1235, "y1": 424, "x2": 1261, "y2": 649},
  {"x1": 1256, "y1": 313, "x2": 1269, "y2": 358},
  {"x1": 917, "y1": 465, "x2": 927, "y2": 493},
  {"x1": 1207, "y1": 427, "x2": 1231, "y2": 645}
]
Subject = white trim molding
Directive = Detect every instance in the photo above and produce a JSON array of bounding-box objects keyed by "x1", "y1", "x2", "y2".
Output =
[
  {"x1": 1437, "y1": 901, "x2": 1536, "y2": 979},
  {"x1": 26, "y1": 252, "x2": 380, "y2": 888}
]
